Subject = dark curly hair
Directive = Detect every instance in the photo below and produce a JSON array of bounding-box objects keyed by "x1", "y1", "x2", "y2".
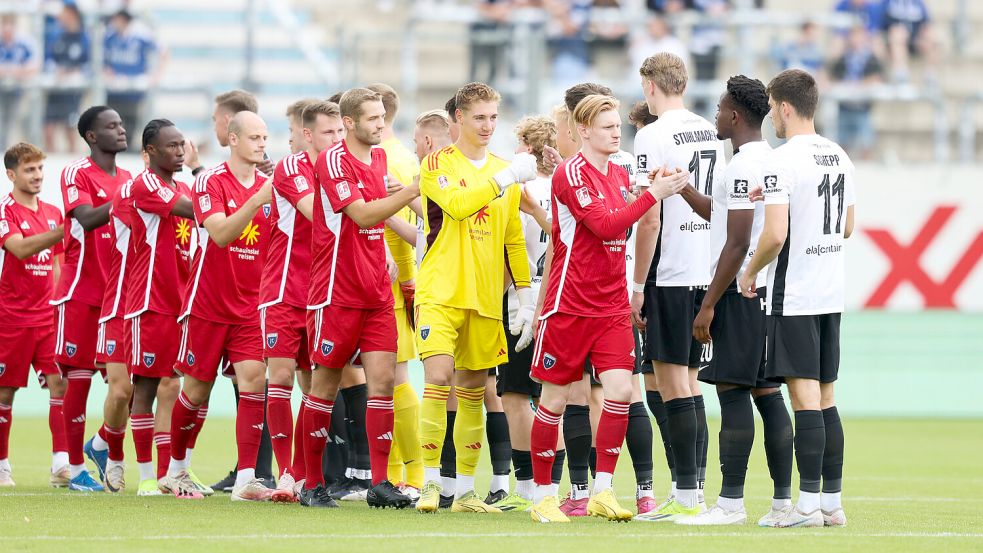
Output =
[{"x1": 726, "y1": 75, "x2": 770, "y2": 128}]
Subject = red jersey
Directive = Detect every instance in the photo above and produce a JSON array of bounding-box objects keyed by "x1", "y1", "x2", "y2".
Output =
[
  {"x1": 53, "y1": 157, "x2": 131, "y2": 307},
  {"x1": 259, "y1": 151, "x2": 315, "y2": 310},
  {"x1": 0, "y1": 195, "x2": 64, "y2": 326},
  {"x1": 309, "y1": 141, "x2": 391, "y2": 310},
  {"x1": 99, "y1": 181, "x2": 136, "y2": 323},
  {"x1": 182, "y1": 163, "x2": 270, "y2": 325},
  {"x1": 125, "y1": 170, "x2": 194, "y2": 318},
  {"x1": 540, "y1": 153, "x2": 656, "y2": 318}
]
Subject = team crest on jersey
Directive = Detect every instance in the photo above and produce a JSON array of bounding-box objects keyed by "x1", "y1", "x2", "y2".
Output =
[
  {"x1": 143, "y1": 352, "x2": 156, "y2": 368},
  {"x1": 420, "y1": 325, "x2": 430, "y2": 340},
  {"x1": 543, "y1": 353, "x2": 556, "y2": 369},
  {"x1": 293, "y1": 175, "x2": 309, "y2": 192},
  {"x1": 48, "y1": 219, "x2": 57, "y2": 230},
  {"x1": 337, "y1": 181, "x2": 351, "y2": 200},
  {"x1": 320, "y1": 340, "x2": 334, "y2": 356},
  {"x1": 106, "y1": 340, "x2": 116, "y2": 356},
  {"x1": 0, "y1": 363, "x2": 5, "y2": 376},
  {"x1": 620, "y1": 187, "x2": 629, "y2": 202},
  {"x1": 576, "y1": 187, "x2": 592, "y2": 208},
  {"x1": 263, "y1": 204, "x2": 271, "y2": 218},
  {"x1": 0, "y1": 220, "x2": 8, "y2": 237},
  {"x1": 186, "y1": 352, "x2": 196, "y2": 366},
  {"x1": 67, "y1": 186, "x2": 79, "y2": 203},
  {"x1": 65, "y1": 342, "x2": 77, "y2": 357},
  {"x1": 733, "y1": 179, "x2": 748, "y2": 195},
  {"x1": 438, "y1": 176, "x2": 449, "y2": 190},
  {"x1": 157, "y1": 186, "x2": 175, "y2": 202},
  {"x1": 267, "y1": 333, "x2": 278, "y2": 348},
  {"x1": 764, "y1": 175, "x2": 778, "y2": 190},
  {"x1": 198, "y1": 195, "x2": 211, "y2": 213},
  {"x1": 636, "y1": 154, "x2": 648, "y2": 171}
]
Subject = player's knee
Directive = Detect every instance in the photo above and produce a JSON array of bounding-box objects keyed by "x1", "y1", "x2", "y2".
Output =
[
  {"x1": 45, "y1": 374, "x2": 66, "y2": 396},
  {"x1": 0, "y1": 387, "x2": 16, "y2": 404},
  {"x1": 108, "y1": 381, "x2": 132, "y2": 404}
]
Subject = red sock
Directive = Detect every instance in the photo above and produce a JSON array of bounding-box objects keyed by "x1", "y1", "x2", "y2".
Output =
[
  {"x1": 235, "y1": 392, "x2": 266, "y2": 472},
  {"x1": 365, "y1": 396, "x2": 395, "y2": 485},
  {"x1": 62, "y1": 369, "x2": 94, "y2": 465},
  {"x1": 302, "y1": 395, "x2": 333, "y2": 489},
  {"x1": 0, "y1": 403, "x2": 12, "y2": 460},
  {"x1": 131, "y1": 414, "x2": 155, "y2": 464},
  {"x1": 266, "y1": 384, "x2": 294, "y2": 477},
  {"x1": 289, "y1": 396, "x2": 307, "y2": 480},
  {"x1": 154, "y1": 432, "x2": 171, "y2": 479},
  {"x1": 531, "y1": 405, "x2": 561, "y2": 486},
  {"x1": 98, "y1": 423, "x2": 127, "y2": 462},
  {"x1": 168, "y1": 391, "x2": 200, "y2": 463},
  {"x1": 187, "y1": 404, "x2": 208, "y2": 450},
  {"x1": 595, "y1": 399, "x2": 630, "y2": 475},
  {"x1": 48, "y1": 397, "x2": 67, "y2": 454}
]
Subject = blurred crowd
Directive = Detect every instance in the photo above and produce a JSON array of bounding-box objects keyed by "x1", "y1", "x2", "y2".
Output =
[{"x1": 0, "y1": 0, "x2": 164, "y2": 153}]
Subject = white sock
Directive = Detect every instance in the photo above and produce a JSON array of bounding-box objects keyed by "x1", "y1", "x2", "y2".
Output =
[
  {"x1": 91, "y1": 432, "x2": 109, "y2": 452},
  {"x1": 235, "y1": 468, "x2": 256, "y2": 487},
  {"x1": 52, "y1": 452, "x2": 69, "y2": 470},
  {"x1": 185, "y1": 448, "x2": 194, "y2": 464},
  {"x1": 797, "y1": 491, "x2": 821, "y2": 513},
  {"x1": 424, "y1": 467, "x2": 441, "y2": 485},
  {"x1": 571, "y1": 482, "x2": 590, "y2": 500},
  {"x1": 138, "y1": 462, "x2": 155, "y2": 481},
  {"x1": 167, "y1": 456, "x2": 188, "y2": 476},
  {"x1": 637, "y1": 484, "x2": 655, "y2": 499},
  {"x1": 592, "y1": 472, "x2": 613, "y2": 495},
  {"x1": 490, "y1": 474, "x2": 509, "y2": 494},
  {"x1": 670, "y1": 481, "x2": 678, "y2": 497},
  {"x1": 455, "y1": 474, "x2": 474, "y2": 499},
  {"x1": 70, "y1": 464, "x2": 85, "y2": 478},
  {"x1": 717, "y1": 495, "x2": 744, "y2": 512},
  {"x1": 533, "y1": 483, "x2": 553, "y2": 504},
  {"x1": 820, "y1": 492, "x2": 842, "y2": 512},
  {"x1": 677, "y1": 488, "x2": 698, "y2": 508},
  {"x1": 516, "y1": 479, "x2": 534, "y2": 500},
  {"x1": 0, "y1": 458, "x2": 10, "y2": 471},
  {"x1": 441, "y1": 476, "x2": 456, "y2": 497},
  {"x1": 773, "y1": 497, "x2": 792, "y2": 510}
]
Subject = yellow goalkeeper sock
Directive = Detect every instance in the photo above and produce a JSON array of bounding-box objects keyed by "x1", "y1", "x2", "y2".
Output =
[
  {"x1": 393, "y1": 382, "x2": 424, "y2": 489},
  {"x1": 453, "y1": 386, "x2": 485, "y2": 477},
  {"x1": 387, "y1": 441, "x2": 404, "y2": 484},
  {"x1": 420, "y1": 384, "x2": 450, "y2": 472}
]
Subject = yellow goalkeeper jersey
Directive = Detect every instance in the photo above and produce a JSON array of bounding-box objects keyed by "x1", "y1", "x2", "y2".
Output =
[
  {"x1": 416, "y1": 145, "x2": 530, "y2": 320},
  {"x1": 382, "y1": 137, "x2": 420, "y2": 309}
]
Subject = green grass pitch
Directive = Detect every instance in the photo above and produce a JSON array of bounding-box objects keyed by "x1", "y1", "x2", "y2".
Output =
[{"x1": 1, "y1": 417, "x2": 981, "y2": 552}]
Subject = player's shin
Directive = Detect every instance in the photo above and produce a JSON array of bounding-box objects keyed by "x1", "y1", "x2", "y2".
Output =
[
  {"x1": 531, "y1": 405, "x2": 561, "y2": 503},
  {"x1": 452, "y1": 385, "x2": 485, "y2": 497},
  {"x1": 718, "y1": 387, "x2": 755, "y2": 510},
  {"x1": 419, "y1": 383, "x2": 451, "y2": 482}
]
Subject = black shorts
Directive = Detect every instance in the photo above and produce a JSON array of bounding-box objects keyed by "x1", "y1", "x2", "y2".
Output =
[
  {"x1": 643, "y1": 285, "x2": 710, "y2": 368},
  {"x1": 698, "y1": 288, "x2": 778, "y2": 389},
  {"x1": 765, "y1": 313, "x2": 841, "y2": 384},
  {"x1": 495, "y1": 298, "x2": 540, "y2": 398}
]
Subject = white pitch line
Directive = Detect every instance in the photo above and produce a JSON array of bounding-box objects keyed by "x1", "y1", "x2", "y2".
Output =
[{"x1": 5, "y1": 532, "x2": 983, "y2": 541}]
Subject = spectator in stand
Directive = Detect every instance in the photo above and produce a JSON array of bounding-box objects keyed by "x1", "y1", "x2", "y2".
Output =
[
  {"x1": 470, "y1": 0, "x2": 514, "y2": 86},
  {"x1": 0, "y1": 14, "x2": 40, "y2": 148},
  {"x1": 830, "y1": 25, "x2": 884, "y2": 160},
  {"x1": 834, "y1": 0, "x2": 885, "y2": 35},
  {"x1": 882, "y1": 0, "x2": 937, "y2": 83},
  {"x1": 775, "y1": 21, "x2": 825, "y2": 78},
  {"x1": 629, "y1": 14, "x2": 689, "y2": 84},
  {"x1": 543, "y1": 0, "x2": 592, "y2": 86},
  {"x1": 44, "y1": 3, "x2": 89, "y2": 153},
  {"x1": 103, "y1": 10, "x2": 164, "y2": 138}
]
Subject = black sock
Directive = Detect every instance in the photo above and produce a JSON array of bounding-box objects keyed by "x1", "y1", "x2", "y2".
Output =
[
  {"x1": 626, "y1": 401, "x2": 654, "y2": 490},
  {"x1": 694, "y1": 394, "x2": 708, "y2": 489},
  {"x1": 324, "y1": 389, "x2": 349, "y2": 486},
  {"x1": 562, "y1": 404, "x2": 591, "y2": 488},
  {"x1": 754, "y1": 391, "x2": 793, "y2": 500},
  {"x1": 440, "y1": 410, "x2": 457, "y2": 481},
  {"x1": 512, "y1": 449, "x2": 532, "y2": 483},
  {"x1": 717, "y1": 388, "x2": 754, "y2": 499},
  {"x1": 588, "y1": 447, "x2": 597, "y2": 479},
  {"x1": 665, "y1": 397, "x2": 698, "y2": 490},
  {"x1": 486, "y1": 412, "x2": 511, "y2": 477},
  {"x1": 340, "y1": 384, "x2": 369, "y2": 479},
  {"x1": 551, "y1": 450, "x2": 566, "y2": 484},
  {"x1": 822, "y1": 406, "x2": 844, "y2": 494},
  {"x1": 793, "y1": 410, "x2": 825, "y2": 494},
  {"x1": 255, "y1": 382, "x2": 274, "y2": 479},
  {"x1": 645, "y1": 390, "x2": 675, "y2": 482}
]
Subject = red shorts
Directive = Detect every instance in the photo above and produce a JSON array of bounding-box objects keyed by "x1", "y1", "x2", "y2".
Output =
[
  {"x1": 175, "y1": 316, "x2": 263, "y2": 382},
  {"x1": 308, "y1": 303, "x2": 397, "y2": 369},
  {"x1": 531, "y1": 313, "x2": 636, "y2": 386},
  {"x1": 96, "y1": 317, "x2": 127, "y2": 366},
  {"x1": 54, "y1": 301, "x2": 100, "y2": 370},
  {"x1": 0, "y1": 324, "x2": 58, "y2": 389},
  {"x1": 261, "y1": 303, "x2": 311, "y2": 371},
  {"x1": 128, "y1": 312, "x2": 182, "y2": 379}
]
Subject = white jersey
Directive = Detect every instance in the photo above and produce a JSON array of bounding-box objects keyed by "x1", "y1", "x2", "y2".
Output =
[
  {"x1": 710, "y1": 140, "x2": 770, "y2": 292},
  {"x1": 762, "y1": 134, "x2": 856, "y2": 316},
  {"x1": 634, "y1": 109, "x2": 724, "y2": 287},
  {"x1": 609, "y1": 150, "x2": 639, "y2": 291},
  {"x1": 507, "y1": 175, "x2": 551, "y2": 320}
]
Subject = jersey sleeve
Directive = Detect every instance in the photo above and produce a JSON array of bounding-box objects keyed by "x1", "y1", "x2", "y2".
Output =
[
  {"x1": 503, "y1": 187, "x2": 531, "y2": 288},
  {"x1": 193, "y1": 172, "x2": 227, "y2": 225},
  {"x1": 762, "y1": 159, "x2": 792, "y2": 206},
  {"x1": 633, "y1": 127, "x2": 663, "y2": 182},
  {"x1": 0, "y1": 205, "x2": 21, "y2": 248},
  {"x1": 843, "y1": 157, "x2": 857, "y2": 208},
  {"x1": 274, "y1": 160, "x2": 315, "y2": 207},
  {"x1": 385, "y1": 207, "x2": 416, "y2": 282},
  {"x1": 61, "y1": 166, "x2": 93, "y2": 215},
  {"x1": 725, "y1": 160, "x2": 757, "y2": 211},
  {"x1": 554, "y1": 163, "x2": 657, "y2": 242},
  {"x1": 316, "y1": 155, "x2": 364, "y2": 213},
  {"x1": 49, "y1": 207, "x2": 65, "y2": 255},
  {"x1": 133, "y1": 173, "x2": 180, "y2": 217},
  {"x1": 419, "y1": 151, "x2": 502, "y2": 221}
]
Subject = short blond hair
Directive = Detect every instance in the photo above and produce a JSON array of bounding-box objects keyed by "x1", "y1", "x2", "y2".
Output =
[
  {"x1": 572, "y1": 95, "x2": 620, "y2": 128},
  {"x1": 301, "y1": 101, "x2": 341, "y2": 129},
  {"x1": 551, "y1": 104, "x2": 569, "y2": 123},
  {"x1": 339, "y1": 87, "x2": 383, "y2": 121},
  {"x1": 286, "y1": 98, "x2": 318, "y2": 121},
  {"x1": 639, "y1": 52, "x2": 688, "y2": 96},
  {"x1": 454, "y1": 82, "x2": 501, "y2": 113},
  {"x1": 215, "y1": 89, "x2": 258, "y2": 115},
  {"x1": 415, "y1": 109, "x2": 450, "y2": 132},
  {"x1": 514, "y1": 116, "x2": 557, "y2": 175}
]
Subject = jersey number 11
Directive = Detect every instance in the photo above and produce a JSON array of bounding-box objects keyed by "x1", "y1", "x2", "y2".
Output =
[{"x1": 818, "y1": 173, "x2": 845, "y2": 235}]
